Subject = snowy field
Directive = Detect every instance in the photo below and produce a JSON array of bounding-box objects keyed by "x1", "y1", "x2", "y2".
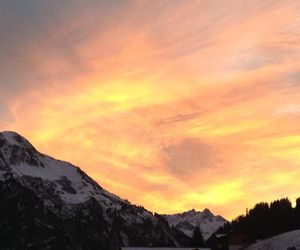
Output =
[
  {"x1": 122, "y1": 248, "x2": 210, "y2": 250},
  {"x1": 245, "y1": 230, "x2": 300, "y2": 250}
]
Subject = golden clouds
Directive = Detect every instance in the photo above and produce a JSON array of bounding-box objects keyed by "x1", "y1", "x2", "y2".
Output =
[
  {"x1": 186, "y1": 181, "x2": 245, "y2": 205},
  {"x1": 1, "y1": 0, "x2": 300, "y2": 219}
]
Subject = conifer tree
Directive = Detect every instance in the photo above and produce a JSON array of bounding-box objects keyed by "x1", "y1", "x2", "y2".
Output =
[{"x1": 191, "y1": 226, "x2": 204, "y2": 247}]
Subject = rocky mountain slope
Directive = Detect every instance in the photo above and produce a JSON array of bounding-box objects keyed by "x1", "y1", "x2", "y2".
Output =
[
  {"x1": 162, "y1": 208, "x2": 227, "y2": 240},
  {"x1": 0, "y1": 131, "x2": 189, "y2": 250}
]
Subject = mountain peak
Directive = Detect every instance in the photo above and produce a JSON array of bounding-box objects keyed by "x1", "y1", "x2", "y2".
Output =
[
  {"x1": 183, "y1": 208, "x2": 212, "y2": 217},
  {"x1": 163, "y1": 208, "x2": 227, "y2": 240},
  {"x1": 0, "y1": 131, "x2": 186, "y2": 248},
  {"x1": 202, "y1": 208, "x2": 213, "y2": 216},
  {"x1": 186, "y1": 208, "x2": 196, "y2": 214},
  {"x1": 0, "y1": 131, "x2": 35, "y2": 150}
]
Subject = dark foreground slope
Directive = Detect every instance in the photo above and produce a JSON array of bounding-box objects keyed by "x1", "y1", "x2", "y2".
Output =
[{"x1": 0, "y1": 131, "x2": 189, "y2": 250}]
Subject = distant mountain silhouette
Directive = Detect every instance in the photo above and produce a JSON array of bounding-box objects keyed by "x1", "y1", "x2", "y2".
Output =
[{"x1": 162, "y1": 208, "x2": 227, "y2": 240}]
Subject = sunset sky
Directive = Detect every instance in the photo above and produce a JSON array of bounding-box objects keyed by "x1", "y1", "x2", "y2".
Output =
[{"x1": 1, "y1": 0, "x2": 300, "y2": 219}]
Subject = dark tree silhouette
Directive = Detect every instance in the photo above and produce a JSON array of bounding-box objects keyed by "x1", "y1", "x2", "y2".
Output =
[
  {"x1": 224, "y1": 197, "x2": 300, "y2": 241},
  {"x1": 108, "y1": 210, "x2": 123, "y2": 250},
  {"x1": 295, "y1": 198, "x2": 300, "y2": 228},
  {"x1": 191, "y1": 226, "x2": 204, "y2": 247}
]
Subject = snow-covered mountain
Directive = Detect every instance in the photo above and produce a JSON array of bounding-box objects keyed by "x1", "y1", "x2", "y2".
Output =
[
  {"x1": 0, "y1": 131, "x2": 190, "y2": 249},
  {"x1": 162, "y1": 208, "x2": 227, "y2": 240},
  {"x1": 245, "y1": 230, "x2": 300, "y2": 250}
]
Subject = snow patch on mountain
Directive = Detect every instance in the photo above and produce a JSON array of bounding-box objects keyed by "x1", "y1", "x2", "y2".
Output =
[
  {"x1": 0, "y1": 131, "x2": 35, "y2": 149},
  {"x1": 163, "y1": 208, "x2": 227, "y2": 240},
  {"x1": 0, "y1": 131, "x2": 124, "y2": 207}
]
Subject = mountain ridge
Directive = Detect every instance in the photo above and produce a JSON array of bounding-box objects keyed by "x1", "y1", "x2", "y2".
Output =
[
  {"x1": 0, "y1": 131, "x2": 227, "y2": 249},
  {"x1": 0, "y1": 131, "x2": 191, "y2": 249},
  {"x1": 162, "y1": 208, "x2": 227, "y2": 240}
]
